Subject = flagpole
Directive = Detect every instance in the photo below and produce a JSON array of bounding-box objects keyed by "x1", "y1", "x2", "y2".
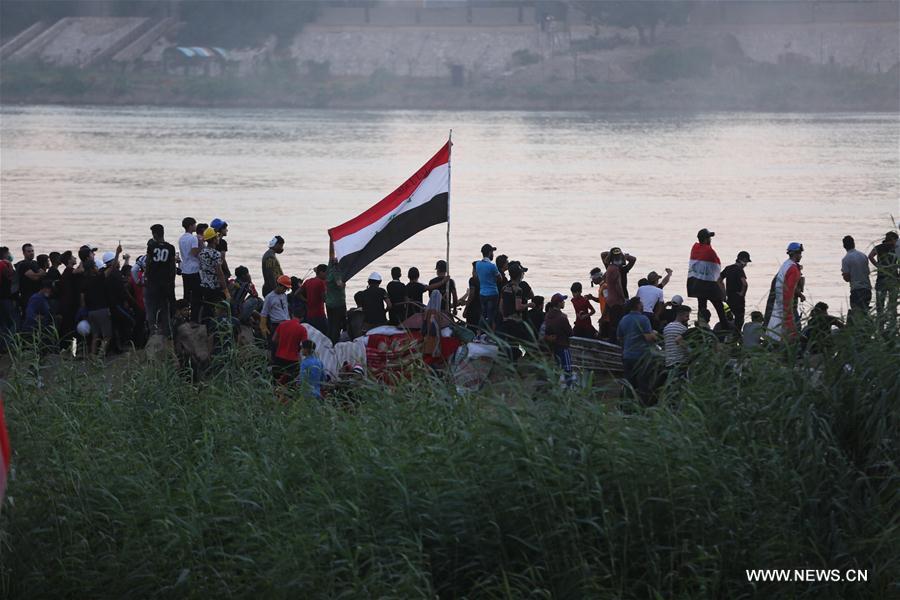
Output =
[{"x1": 446, "y1": 129, "x2": 452, "y2": 314}]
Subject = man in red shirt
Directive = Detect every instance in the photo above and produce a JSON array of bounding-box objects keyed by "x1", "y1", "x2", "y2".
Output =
[
  {"x1": 271, "y1": 305, "x2": 308, "y2": 384},
  {"x1": 300, "y1": 263, "x2": 329, "y2": 335},
  {"x1": 0, "y1": 247, "x2": 18, "y2": 348}
]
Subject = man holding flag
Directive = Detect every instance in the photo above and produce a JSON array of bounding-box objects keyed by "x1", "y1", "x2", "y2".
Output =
[{"x1": 687, "y1": 228, "x2": 731, "y2": 329}]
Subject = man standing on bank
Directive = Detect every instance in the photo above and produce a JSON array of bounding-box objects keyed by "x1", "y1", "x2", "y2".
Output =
[
  {"x1": 720, "y1": 250, "x2": 751, "y2": 332},
  {"x1": 841, "y1": 235, "x2": 871, "y2": 315},
  {"x1": 687, "y1": 228, "x2": 731, "y2": 330},
  {"x1": 145, "y1": 224, "x2": 177, "y2": 337}
]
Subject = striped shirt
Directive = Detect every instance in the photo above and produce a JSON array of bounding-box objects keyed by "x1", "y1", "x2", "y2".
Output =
[{"x1": 663, "y1": 321, "x2": 688, "y2": 367}]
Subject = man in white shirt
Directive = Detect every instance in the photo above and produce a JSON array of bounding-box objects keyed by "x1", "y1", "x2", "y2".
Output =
[
  {"x1": 636, "y1": 278, "x2": 665, "y2": 327},
  {"x1": 840, "y1": 235, "x2": 871, "y2": 313},
  {"x1": 178, "y1": 217, "x2": 201, "y2": 322}
]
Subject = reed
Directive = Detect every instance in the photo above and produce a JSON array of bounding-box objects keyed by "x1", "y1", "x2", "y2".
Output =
[{"x1": 0, "y1": 316, "x2": 896, "y2": 598}]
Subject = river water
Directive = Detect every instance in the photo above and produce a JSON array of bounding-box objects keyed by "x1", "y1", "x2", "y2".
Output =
[{"x1": 1, "y1": 105, "x2": 898, "y2": 317}]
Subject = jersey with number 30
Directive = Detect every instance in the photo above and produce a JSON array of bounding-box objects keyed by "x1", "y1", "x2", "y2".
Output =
[{"x1": 145, "y1": 239, "x2": 176, "y2": 291}]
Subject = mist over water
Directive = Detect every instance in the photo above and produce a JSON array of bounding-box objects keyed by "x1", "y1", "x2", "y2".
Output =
[{"x1": 1, "y1": 105, "x2": 897, "y2": 317}]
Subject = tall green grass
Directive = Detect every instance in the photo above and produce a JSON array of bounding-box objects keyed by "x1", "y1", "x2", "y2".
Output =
[{"x1": 0, "y1": 317, "x2": 897, "y2": 598}]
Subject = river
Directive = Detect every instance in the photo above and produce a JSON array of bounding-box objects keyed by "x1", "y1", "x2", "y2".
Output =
[{"x1": 1, "y1": 105, "x2": 898, "y2": 318}]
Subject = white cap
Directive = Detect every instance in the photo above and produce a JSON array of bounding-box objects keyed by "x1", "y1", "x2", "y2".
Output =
[
  {"x1": 369, "y1": 272, "x2": 382, "y2": 282},
  {"x1": 102, "y1": 251, "x2": 116, "y2": 264},
  {"x1": 671, "y1": 295, "x2": 684, "y2": 305}
]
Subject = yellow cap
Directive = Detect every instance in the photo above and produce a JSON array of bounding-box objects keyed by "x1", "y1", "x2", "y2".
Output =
[{"x1": 203, "y1": 228, "x2": 218, "y2": 241}]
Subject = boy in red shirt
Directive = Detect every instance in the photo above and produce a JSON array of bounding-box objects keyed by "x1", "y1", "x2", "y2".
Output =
[
  {"x1": 570, "y1": 281, "x2": 597, "y2": 339},
  {"x1": 271, "y1": 305, "x2": 308, "y2": 384}
]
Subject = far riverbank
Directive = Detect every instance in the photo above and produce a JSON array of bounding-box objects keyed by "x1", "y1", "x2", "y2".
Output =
[{"x1": 2, "y1": 59, "x2": 898, "y2": 112}]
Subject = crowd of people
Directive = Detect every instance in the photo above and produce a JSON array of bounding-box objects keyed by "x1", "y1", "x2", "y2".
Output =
[{"x1": 0, "y1": 217, "x2": 897, "y2": 398}]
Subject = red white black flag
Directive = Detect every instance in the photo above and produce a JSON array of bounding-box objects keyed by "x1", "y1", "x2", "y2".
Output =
[{"x1": 329, "y1": 142, "x2": 450, "y2": 281}]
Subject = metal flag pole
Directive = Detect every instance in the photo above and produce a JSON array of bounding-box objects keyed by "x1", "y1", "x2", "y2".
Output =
[{"x1": 445, "y1": 129, "x2": 453, "y2": 314}]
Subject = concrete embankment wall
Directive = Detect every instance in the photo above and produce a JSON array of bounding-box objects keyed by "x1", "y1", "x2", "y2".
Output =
[
  {"x1": 291, "y1": 26, "x2": 552, "y2": 78},
  {"x1": 294, "y1": 1, "x2": 899, "y2": 78}
]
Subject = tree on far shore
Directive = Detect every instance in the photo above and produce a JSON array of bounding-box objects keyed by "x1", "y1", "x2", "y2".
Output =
[{"x1": 571, "y1": 0, "x2": 692, "y2": 46}]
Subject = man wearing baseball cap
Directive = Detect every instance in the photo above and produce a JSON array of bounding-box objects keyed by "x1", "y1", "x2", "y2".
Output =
[
  {"x1": 687, "y1": 228, "x2": 732, "y2": 330},
  {"x1": 719, "y1": 250, "x2": 751, "y2": 332},
  {"x1": 354, "y1": 272, "x2": 390, "y2": 331},
  {"x1": 543, "y1": 293, "x2": 576, "y2": 387},
  {"x1": 601, "y1": 247, "x2": 638, "y2": 299},
  {"x1": 475, "y1": 243, "x2": 501, "y2": 330},
  {"x1": 764, "y1": 242, "x2": 804, "y2": 342}
]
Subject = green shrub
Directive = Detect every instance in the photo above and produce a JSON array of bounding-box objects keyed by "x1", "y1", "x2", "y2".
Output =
[{"x1": 0, "y1": 314, "x2": 897, "y2": 598}]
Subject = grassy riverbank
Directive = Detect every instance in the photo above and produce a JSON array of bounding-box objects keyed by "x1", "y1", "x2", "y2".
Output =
[
  {"x1": 0, "y1": 319, "x2": 897, "y2": 598},
  {"x1": 1, "y1": 58, "x2": 897, "y2": 112}
]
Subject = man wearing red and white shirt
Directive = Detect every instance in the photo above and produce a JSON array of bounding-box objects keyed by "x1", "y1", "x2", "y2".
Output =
[{"x1": 765, "y1": 242, "x2": 805, "y2": 341}]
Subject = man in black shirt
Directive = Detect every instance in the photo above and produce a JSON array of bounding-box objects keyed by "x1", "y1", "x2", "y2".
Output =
[
  {"x1": 354, "y1": 272, "x2": 390, "y2": 330},
  {"x1": 498, "y1": 263, "x2": 531, "y2": 359},
  {"x1": 869, "y1": 231, "x2": 898, "y2": 328},
  {"x1": 15, "y1": 243, "x2": 46, "y2": 314},
  {"x1": 405, "y1": 267, "x2": 428, "y2": 319},
  {"x1": 386, "y1": 267, "x2": 407, "y2": 325},
  {"x1": 719, "y1": 251, "x2": 751, "y2": 331},
  {"x1": 145, "y1": 224, "x2": 178, "y2": 337},
  {"x1": 428, "y1": 260, "x2": 457, "y2": 314}
]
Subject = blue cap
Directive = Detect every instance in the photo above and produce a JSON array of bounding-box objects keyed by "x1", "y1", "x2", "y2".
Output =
[
  {"x1": 210, "y1": 218, "x2": 226, "y2": 231},
  {"x1": 787, "y1": 242, "x2": 804, "y2": 253}
]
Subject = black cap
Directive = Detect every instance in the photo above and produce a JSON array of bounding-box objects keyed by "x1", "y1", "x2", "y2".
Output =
[
  {"x1": 737, "y1": 251, "x2": 751, "y2": 263},
  {"x1": 481, "y1": 243, "x2": 496, "y2": 256},
  {"x1": 697, "y1": 228, "x2": 715, "y2": 240},
  {"x1": 508, "y1": 263, "x2": 523, "y2": 279},
  {"x1": 508, "y1": 260, "x2": 527, "y2": 273}
]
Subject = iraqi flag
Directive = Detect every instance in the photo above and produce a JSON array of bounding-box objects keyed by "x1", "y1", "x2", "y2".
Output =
[
  {"x1": 686, "y1": 242, "x2": 722, "y2": 299},
  {"x1": 329, "y1": 142, "x2": 450, "y2": 281},
  {"x1": 0, "y1": 395, "x2": 9, "y2": 503}
]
